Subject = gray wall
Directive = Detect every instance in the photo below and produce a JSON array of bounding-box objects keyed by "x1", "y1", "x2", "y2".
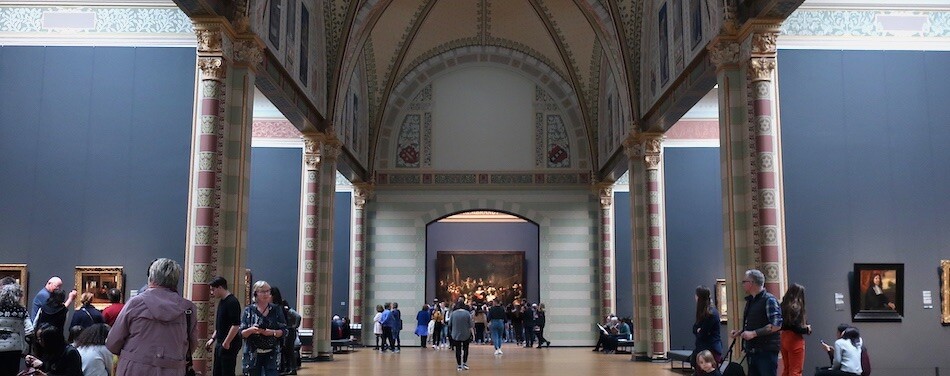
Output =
[
  {"x1": 780, "y1": 49, "x2": 950, "y2": 374},
  {"x1": 664, "y1": 147, "x2": 724, "y2": 350},
  {"x1": 425, "y1": 221, "x2": 540, "y2": 304},
  {"x1": 247, "y1": 147, "x2": 302, "y2": 307},
  {"x1": 245, "y1": 147, "x2": 352, "y2": 314},
  {"x1": 613, "y1": 147, "x2": 725, "y2": 350},
  {"x1": 0, "y1": 46, "x2": 195, "y2": 300}
]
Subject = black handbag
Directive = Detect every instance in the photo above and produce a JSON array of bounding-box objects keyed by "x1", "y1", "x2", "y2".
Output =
[
  {"x1": 185, "y1": 309, "x2": 196, "y2": 376},
  {"x1": 719, "y1": 338, "x2": 746, "y2": 376}
]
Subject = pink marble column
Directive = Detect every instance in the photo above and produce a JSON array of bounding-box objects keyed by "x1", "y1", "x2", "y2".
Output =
[
  {"x1": 597, "y1": 184, "x2": 615, "y2": 318},
  {"x1": 642, "y1": 134, "x2": 669, "y2": 358},
  {"x1": 351, "y1": 184, "x2": 372, "y2": 325},
  {"x1": 297, "y1": 134, "x2": 320, "y2": 357}
]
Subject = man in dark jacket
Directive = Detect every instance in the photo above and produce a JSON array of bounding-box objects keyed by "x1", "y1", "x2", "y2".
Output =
[{"x1": 731, "y1": 269, "x2": 782, "y2": 376}]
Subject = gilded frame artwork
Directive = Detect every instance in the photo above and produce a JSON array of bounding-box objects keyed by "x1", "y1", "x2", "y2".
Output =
[
  {"x1": 245, "y1": 269, "x2": 252, "y2": 305},
  {"x1": 715, "y1": 279, "x2": 728, "y2": 323},
  {"x1": 435, "y1": 251, "x2": 525, "y2": 306},
  {"x1": 850, "y1": 263, "x2": 904, "y2": 322},
  {"x1": 0, "y1": 264, "x2": 28, "y2": 305},
  {"x1": 941, "y1": 260, "x2": 949, "y2": 325},
  {"x1": 74, "y1": 266, "x2": 124, "y2": 310}
]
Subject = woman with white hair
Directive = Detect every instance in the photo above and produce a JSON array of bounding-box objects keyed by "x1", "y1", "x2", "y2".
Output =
[
  {"x1": 240, "y1": 281, "x2": 287, "y2": 376},
  {"x1": 0, "y1": 282, "x2": 33, "y2": 374},
  {"x1": 106, "y1": 258, "x2": 197, "y2": 376}
]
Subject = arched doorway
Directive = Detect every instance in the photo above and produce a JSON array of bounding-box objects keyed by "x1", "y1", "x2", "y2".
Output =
[{"x1": 425, "y1": 210, "x2": 540, "y2": 305}]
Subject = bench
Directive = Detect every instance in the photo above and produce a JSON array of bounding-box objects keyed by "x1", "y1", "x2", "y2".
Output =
[
  {"x1": 331, "y1": 339, "x2": 356, "y2": 353},
  {"x1": 615, "y1": 339, "x2": 634, "y2": 354},
  {"x1": 667, "y1": 350, "x2": 693, "y2": 371}
]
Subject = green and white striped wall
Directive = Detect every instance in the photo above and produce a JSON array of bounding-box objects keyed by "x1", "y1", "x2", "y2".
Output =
[{"x1": 364, "y1": 189, "x2": 600, "y2": 346}]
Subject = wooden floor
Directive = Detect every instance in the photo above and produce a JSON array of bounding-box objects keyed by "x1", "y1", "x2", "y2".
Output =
[{"x1": 296, "y1": 344, "x2": 687, "y2": 376}]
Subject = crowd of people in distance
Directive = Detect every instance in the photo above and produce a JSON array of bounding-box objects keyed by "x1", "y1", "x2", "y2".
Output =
[{"x1": 437, "y1": 277, "x2": 523, "y2": 307}]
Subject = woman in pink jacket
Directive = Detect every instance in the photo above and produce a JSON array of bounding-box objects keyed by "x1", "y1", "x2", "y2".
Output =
[{"x1": 106, "y1": 258, "x2": 197, "y2": 376}]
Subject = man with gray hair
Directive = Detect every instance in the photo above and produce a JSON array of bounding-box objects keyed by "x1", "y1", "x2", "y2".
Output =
[{"x1": 731, "y1": 269, "x2": 783, "y2": 376}]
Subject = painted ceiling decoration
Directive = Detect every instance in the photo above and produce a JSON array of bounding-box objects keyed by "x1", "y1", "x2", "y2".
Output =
[{"x1": 327, "y1": 0, "x2": 636, "y2": 177}]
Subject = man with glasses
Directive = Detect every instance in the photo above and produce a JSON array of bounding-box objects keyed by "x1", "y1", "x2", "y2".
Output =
[{"x1": 731, "y1": 269, "x2": 783, "y2": 376}]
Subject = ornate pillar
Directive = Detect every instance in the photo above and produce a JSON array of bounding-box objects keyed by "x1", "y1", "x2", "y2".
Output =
[
  {"x1": 350, "y1": 183, "x2": 373, "y2": 324},
  {"x1": 297, "y1": 133, "x2": 320, "y2": 358},
  {"x1": 623, "y1": 135, "x2": 648, "y2": 358},
  {"x1": 746, "y1": 25, "x2": 787, "y2": 297},
  {"x1": 595, "y1": 183, "x2": 616, "y2": 319},
  {"x1": 184, "y1": 17, "x2": 263, "y2": 374},
  {"x1": 641, "y1": 133, "x2": 670, "y2": 359},
  {"x1": 314, "y1": 133, "x2": 341, "y2": 360},
  {"x1": 709, "y1": 17, "x2": 788, "y2": 338}
]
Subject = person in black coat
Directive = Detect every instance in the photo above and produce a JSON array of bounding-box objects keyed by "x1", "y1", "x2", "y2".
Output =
[
  {"x1": 692, "y1": 285, "x2": 723, "y2": 371},
  {"x1": 34, "y1": 289, "x2": 69, "y2": 337},
  {"x1": 69, "y1": 293, "x2": 104, "y2": 329},
  {"x1": 25, "y1": 323, "x2": 83, "y2": 376}
]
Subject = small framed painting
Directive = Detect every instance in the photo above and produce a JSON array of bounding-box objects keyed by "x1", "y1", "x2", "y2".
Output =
[
  {"x1": 0, "y1": 264, "x2": 28, "y2": 304},
  {"x1": 75, "y1": 266, "x2": 124, "y2": 310},
  {"x1": 850, "y1": 263, "x2": 903, "y2": 322},
  {"x1": 715, "y1": 279, "x2": 727, "y2": 323}
]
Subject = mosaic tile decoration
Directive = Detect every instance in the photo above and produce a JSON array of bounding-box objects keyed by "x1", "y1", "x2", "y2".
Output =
[{"x1": 375, "y1": 171, "x2": 592, "y2": 187}]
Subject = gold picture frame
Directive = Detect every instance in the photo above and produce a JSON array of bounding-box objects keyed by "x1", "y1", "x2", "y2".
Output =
[
  {"x1": 74, "y1": 266, "x2": 124, "y2": 310},
  {"x1": 245, "y1": 269, "x2": 252, "y2": 305},
  {"x1": 0, "y1": 264, "x2": 28, "y2": 305},
  {"x1": 941, "y1": 260, "x2": 949, "y2": 325},
  {"x1": 715, "y1": 279, "x2": 728, "y2": 323}
]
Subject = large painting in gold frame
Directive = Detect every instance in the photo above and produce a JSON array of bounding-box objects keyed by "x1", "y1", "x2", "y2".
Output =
[
  {"x1": 74, "y1": 266, "x2": 124, "y2": 310},
  {"x1": 941, "y1": 260, "x2": 949, "y2": 325},
  {"x1": 0, "y1": 264, "x2": 28, "y2": 305}
]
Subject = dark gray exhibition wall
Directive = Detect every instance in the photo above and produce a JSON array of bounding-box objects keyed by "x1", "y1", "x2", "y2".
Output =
[
  {"x1": 246, "y1": 147, "x2": 302, "y2": 307},
  {"x1": 426, "y1": 221, "x2": 540, "y2": 304},
  {"x1": 0, "y1": 46, "x2": 195, "y2": 297},
  {"x1": 246, "y1": 147, "x2": 352, "y2": 314},
  {"x1": 663, "y1": 147, "x2": 724, "y2": 351},
  {"x1": 613, "y1": 147, "x2": 725, "y2": 349},
  {"x1": 779, "y1": 49, "x2": 950, "y2": 373}
]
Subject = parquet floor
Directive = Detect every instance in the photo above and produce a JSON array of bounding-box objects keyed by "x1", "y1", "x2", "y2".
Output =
[{"x1": 294, "y1": 344, "x2": 686, "y2": 376}]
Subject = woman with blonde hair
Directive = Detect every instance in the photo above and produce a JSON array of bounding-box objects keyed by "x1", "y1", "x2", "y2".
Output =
[
  {"x1": 70, "y1": 292, "x2": 104, "y2": 329},
  {"x1": 240, "y1": 281, "x2": 287, "y2": 376},
  {"x1": 431, "y1": 309, "x2": 444, "y2": 349}
]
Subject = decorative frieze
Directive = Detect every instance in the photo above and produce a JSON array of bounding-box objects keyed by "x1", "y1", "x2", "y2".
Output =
[{"x1": 708, "y1": 41, "x2": 740, "y2": 68}]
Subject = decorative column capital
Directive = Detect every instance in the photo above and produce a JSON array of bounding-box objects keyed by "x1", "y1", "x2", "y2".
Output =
[
  {"x1": 721, "y1": 0, "x2": 739, "y2": 35},
  {"x1": 232, "y1": 36, "x2": 264, "y2": 70},
  {"x1": 353, "y1": 183, "x2": 375, "y2": 208},
  {"x1": 302, "y1": 133, "x2": 322, "y2": 170},
  {"x1": 749, "y1": 57, "x2": 777, "y2": 82},
  {"x1": 595, "y1": 183, "x2": 614, "y2": 208},
  {"x1": 708, "y1": 40, "x2": 741, "y2": 69},
  {"x1": 321, "y1": 135, "x2": 343, "y2": 162},
  {"x1": 751, "y1": 32, "x2": 778, "y2": 55},
  {"x1": 622, "y1": 133, "x2": 643, "y2": 160},
  {"x1": 197, "y1": 57, "x2": 226, "y2": 81},
  {"x1": 641, "y1": 133, "x2": 664, "y2": 170},
  {"x1": 193, "y1": 18, "x2": 235, "y2": 57}
]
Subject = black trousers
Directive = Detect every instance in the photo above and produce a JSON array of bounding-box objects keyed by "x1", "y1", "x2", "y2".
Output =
[
  {"x1": 454, "y1": 339, "x2": 471, "y2": 365},
  {"x1": 381, "y1": 327, "x2": 395, "y2": 350},
  {"x1": 0, "y1": 351, "x2": 21, "y2": 376},
  {"x1": 213, "y1": 343, "x2": 239, "y2": 376},
  {"x1": 512, "y1": 323, "x2": 524, "y2": 343}
]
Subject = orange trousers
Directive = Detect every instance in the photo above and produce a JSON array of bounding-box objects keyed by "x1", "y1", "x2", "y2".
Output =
[{"x1": 780, "y1": 331, "x2": 806, "y2": 376}]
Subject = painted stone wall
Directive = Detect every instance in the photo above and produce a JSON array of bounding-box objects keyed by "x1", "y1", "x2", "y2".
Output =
[{"x1": 364, "y1": 189, "x2": 599, "y2": 346}]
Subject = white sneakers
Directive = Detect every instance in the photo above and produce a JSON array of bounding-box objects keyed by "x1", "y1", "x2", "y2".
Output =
[
  {"x1": 462, "y1": 364, "x2": 470, "y2": 370},
  {"x1": 493, "y1": 349, "x2": 503, "y2": 355}
]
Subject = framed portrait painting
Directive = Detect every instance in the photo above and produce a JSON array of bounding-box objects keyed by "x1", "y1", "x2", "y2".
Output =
[
  {"x1": 0, "y1": 264, "x2": 28, "y2": 304},
  {"x1": 715, "y1": 279, "x2": 728, "y2": 323},
  {"x1": 941, "y1": 260, "x2": 949, "y2": 325},
  {"x1": 75, "y1": 266, "x2": 124, "y2": 310},
  {"x1": 850, "y1": 263, "x2": 903, "y2": 322}
]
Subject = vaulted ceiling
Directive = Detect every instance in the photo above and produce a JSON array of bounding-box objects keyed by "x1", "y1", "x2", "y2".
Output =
[{"x1": 325, "y1": 0, "x2": 638, "y2": 172}]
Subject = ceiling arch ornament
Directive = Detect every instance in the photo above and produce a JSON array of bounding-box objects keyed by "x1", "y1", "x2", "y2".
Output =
[
  {"x1": 327, "y1": 0, "x2": 389, "y2": 125},
  {"x1": 373, "y1": 45, "x2": 592, "y2": 173}
]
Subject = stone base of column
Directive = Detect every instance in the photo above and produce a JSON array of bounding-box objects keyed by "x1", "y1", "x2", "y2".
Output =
[{"x1": 313, "y1": 351, "x2": 334, "y2": 361}]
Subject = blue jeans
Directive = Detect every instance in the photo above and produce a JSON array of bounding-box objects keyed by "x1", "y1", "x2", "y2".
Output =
[
  {"x1": 245, "y1": 350, "x2": 279, "y2": 376},
  {"x1": 490, "y1": 319, "x2": 505, "y2": 350},
  {"x1": 746, "y1": 349, "x2": 779, "y2": 376}
]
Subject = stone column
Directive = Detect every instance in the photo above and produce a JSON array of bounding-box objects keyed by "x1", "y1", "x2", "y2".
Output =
[
  {"x1": 623, "y1": 135, "x2": 648, "y2": 358},
  {"x1": 297, "y1": 133, "x2": 321, "y2": 358},
  {"x1": 183, "y1": 20, "x2": 229, "y2": 375},
  {"x1": 746, "y1": 25, "x2": 787, "y2": 297},
  {"x1": 641, "y1": 133, "x2": 670, "y2": 359},
  {"x1": 184, "y1": 18, "x2": 262, "y2": 374},
  {"x1": 709, "y1": 19, "x2": 788, "y2": 337},
  {"x1": 596, "y1": 183, "x2": 616, "y2": 319},
  {"x1": 314, "y1": 134, "x2": 341, "y2": 360},
  {"x1": 350, "y1": 183, "x2": 373, "y2": 324}
]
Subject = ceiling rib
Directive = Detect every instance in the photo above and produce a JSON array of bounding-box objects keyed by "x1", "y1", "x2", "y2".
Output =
[
  {"x1": 526, "y1": 0, "x2": 596, "y2": 171},
  {"x1": 329, "y1": 0, "x2": 393, "y2": 127},
  {"x1": 368, "y1": 0, "x2": 440, "y2": 169}
]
